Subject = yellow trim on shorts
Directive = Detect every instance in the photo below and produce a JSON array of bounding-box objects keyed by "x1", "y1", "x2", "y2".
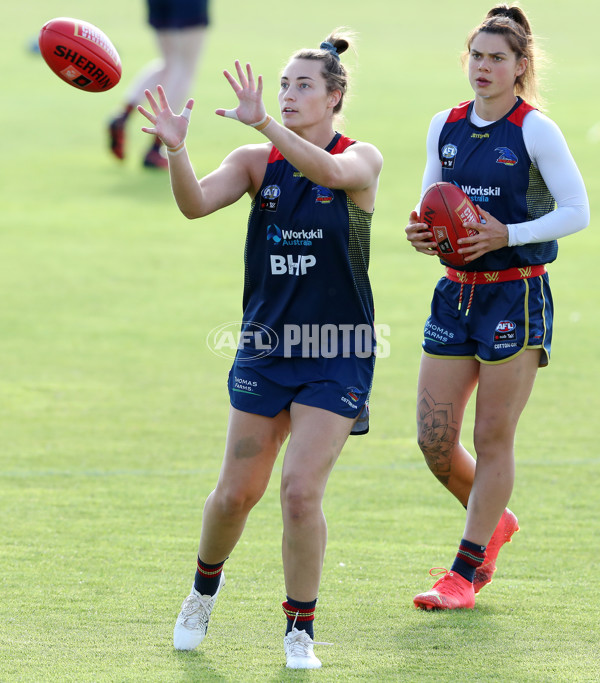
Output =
[{"x1": 422, "y1": 277, "x2": 550, "y2": 368}]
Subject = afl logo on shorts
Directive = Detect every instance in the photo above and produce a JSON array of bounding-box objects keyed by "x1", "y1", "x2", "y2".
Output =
[
  {"x1": 261, "y1": 184, "x2": 281, "y2": 212},
  {"x1": 494, "y1": 320, "x2": 516, "y2": 341},
  {"x1": 441, "y1": 144, "x2": 458, "y2": 169}
]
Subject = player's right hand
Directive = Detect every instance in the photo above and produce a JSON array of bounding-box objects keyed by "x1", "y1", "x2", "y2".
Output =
[
  {"x1": 405, "y1": 210, "x2": 439, "y2": 256},
  {"x1": 138, "y1": 85, "x2": 193, "y2": 149}
]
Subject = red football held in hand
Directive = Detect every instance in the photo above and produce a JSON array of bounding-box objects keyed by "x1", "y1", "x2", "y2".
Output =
[
  {"x1": 419, "y1": 182, "x2": 480, "y2": 267},
  {"x1": 38, "y1": 17, "x2": 122, "y2": 92}
]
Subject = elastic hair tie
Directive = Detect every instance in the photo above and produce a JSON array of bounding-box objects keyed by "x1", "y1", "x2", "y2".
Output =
[{"x1": 319, "y1": 41, "x2": 340, "y2": 61}]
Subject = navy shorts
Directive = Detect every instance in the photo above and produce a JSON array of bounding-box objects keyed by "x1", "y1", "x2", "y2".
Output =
[
  {"x1": 228, "y1": 351, "x2": 375, "y2": 433},
  {"x1": 422, "y1": 272, "x2": 553, "y2": 366},
  {"x1": 148, "y1": 0, "x2": 210, "y2": 30}
]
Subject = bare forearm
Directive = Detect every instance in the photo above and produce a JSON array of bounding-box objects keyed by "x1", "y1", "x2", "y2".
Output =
[
  {"x1": 166, "y1": 147, "x2": 208, "y2": 218},
  {"x1": 259, "y1": 119, "x2": 341, "y2": 187}
]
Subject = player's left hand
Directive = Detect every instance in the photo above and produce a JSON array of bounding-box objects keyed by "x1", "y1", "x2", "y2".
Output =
[
  {"x1": 215, "y1": 60, "x2": 267, "y2": 126},
  {"x1": 458, "y1": 205, "x2": 509, "y2": 262}
]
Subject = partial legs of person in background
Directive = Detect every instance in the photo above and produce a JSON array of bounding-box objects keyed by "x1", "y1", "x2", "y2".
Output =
[{"x1": 108, "y1": 26, "x2": 207, "y2": 168}]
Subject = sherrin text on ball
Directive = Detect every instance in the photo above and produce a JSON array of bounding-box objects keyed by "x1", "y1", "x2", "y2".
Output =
[
  {"x1": 419, "y1": 181, "x2": 479, "y2": 267},
  {"x1": 38, "y1": 17, "x2": 122, "y2": 92}
]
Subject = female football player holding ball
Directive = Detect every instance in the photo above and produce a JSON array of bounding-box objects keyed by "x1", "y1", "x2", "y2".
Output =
[{"x1": 405, "y1": 4, "x2": 589, "y2": 609}]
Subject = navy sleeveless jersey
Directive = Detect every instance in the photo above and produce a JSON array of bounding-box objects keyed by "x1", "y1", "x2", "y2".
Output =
[
  {"x1": 240, "y1": 133, "x2": 375, "y2": 357},
  {"x1": 439, "y1": 97, "x2": 557, "y2": 271}
]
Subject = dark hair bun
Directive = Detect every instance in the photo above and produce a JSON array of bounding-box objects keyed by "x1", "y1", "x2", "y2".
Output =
[
  {"x1": 331, "y1": 37, "x2": 349, "y2": 56},
  {"x1": 486, "y1": 4, "x2": 531, "y2": 32}
]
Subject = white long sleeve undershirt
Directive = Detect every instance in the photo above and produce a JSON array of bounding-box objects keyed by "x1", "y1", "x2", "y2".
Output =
[{"x1": 419, "y1": 106, "x2": 590, "y2": 246}]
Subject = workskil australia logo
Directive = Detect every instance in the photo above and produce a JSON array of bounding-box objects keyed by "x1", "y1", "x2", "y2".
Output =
[
  {"x1": 266, "y1": 224, "x2": 324, "y2": 246},
  {"x1": 267, "y1": 224, "x2": 282, "y2": 243},
  {"x1": 461, "y1": 184, "x2": 501, "y2": 204}
]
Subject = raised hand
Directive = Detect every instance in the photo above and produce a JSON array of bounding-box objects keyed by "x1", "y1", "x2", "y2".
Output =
[
  {"x1": 138, "y1": 85, "x2": 193, "y2": 149},
  {"x1": 215, "y1": 60, "x2": 267, "y2": 126}
]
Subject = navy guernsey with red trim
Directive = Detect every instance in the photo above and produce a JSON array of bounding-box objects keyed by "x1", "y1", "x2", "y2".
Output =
[
  {"x1": 439, "y1": 97, "x2": 556, "y2": 271},
  {"x1": 241, "y1": 132, "x2": 375, "y2": 357}
]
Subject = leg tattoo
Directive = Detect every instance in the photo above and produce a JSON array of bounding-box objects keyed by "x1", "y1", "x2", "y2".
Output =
[{"x1": 417, "y1": 389, "x2": 458, "y2": 486}]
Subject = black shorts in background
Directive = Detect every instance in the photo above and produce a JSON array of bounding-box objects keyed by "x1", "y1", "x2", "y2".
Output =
[{"x1": 148, "y1": 0, "x2": 210, "y2": 30}]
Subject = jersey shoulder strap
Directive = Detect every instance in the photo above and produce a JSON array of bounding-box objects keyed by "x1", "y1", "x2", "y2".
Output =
[
  {"x1": 445, "y1": 100, "x2": 471, "y2": 123},
  {"x1": 507, "y1": 98, "x2": 536, "y2": 127},
  {"x1": 267, "y1": 132, "x2": 357, "y2": 164}
]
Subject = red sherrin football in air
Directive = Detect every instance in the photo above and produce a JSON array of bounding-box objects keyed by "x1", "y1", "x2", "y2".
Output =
[
  {"x1": 419, "y1": 182, "x2": 480, "y2": 267},
  {"x1": 38, "y1": 17, "x2": 122, "y2": 92}
]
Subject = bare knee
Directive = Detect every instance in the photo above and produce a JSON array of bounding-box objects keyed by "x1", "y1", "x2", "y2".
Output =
[
  {"x1": 211, "y1": 483, "x2": 263, "y2": 520},
  {"x1": 281, "y1": 479, "x2": 320, "y2": 523},
  {"x1": 473, "y1": 417, "x2": 513, "y2": 460}
]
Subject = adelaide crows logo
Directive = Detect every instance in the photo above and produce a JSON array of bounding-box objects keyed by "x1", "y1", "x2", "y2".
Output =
[
  {"x1": 313, "y1": 185, "x2": 334, "y2": 204},
  {"x1": 346, "y1": 387, "x2": 361, "y2": 401},
  {"x1": 495, "y1": 147, "x2": 518, "y2": 166}
]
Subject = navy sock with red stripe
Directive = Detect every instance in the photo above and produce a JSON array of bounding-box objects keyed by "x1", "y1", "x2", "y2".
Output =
[
  {"x1": 194, "y1": 556, "x2": 226, "y2": 596},
  {"x1": 282, "y1": 597, "x2": 317, "y2": 639},
  {"x1": 451, "y1": 538, "x2": 486, "y2": 582}
]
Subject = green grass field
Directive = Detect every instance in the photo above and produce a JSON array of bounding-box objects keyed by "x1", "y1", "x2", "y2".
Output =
[{"x1": 1, "y1": 0, "x2": 598, "y2": 680}]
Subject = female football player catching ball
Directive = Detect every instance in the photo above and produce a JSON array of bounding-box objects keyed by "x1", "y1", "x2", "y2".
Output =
[
  {"x1": 405, "y1": 4, "x2": 589, "y2": 610},
  {"x1": 139, "y1": 29, "x2": 382, "y2": 667}
]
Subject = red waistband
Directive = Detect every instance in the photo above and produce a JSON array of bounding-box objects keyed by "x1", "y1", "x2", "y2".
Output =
[{"x1": 444, "y1": 264, "x2": 546, "y2": 285}]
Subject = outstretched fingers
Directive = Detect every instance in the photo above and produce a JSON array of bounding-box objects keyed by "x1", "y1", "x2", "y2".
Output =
[
  {"x1": 234, "y1": 59, "x2": 249, "y2": 89},
  {"x1": 136, "y1": 86, "x2": 191, "y2": 145},
  {"x1": 223, "y1": 61, "x2": 260, "y2": 96},
  {"x1": 143, "y1": 88, "x2": 161, "y2": 115},
  {"x1": 215, "y1": 108, "x2": 239, "y2": 120},
  {"x1": 137, "y1": 103, "x2": 154, "y2": 124},
  {"x1": 224, "y1": 69, "x2": 244, "y2": 97},
  {"x1": 245, "y1": 62, "x2": 256, "y2": 91},
  {"x1": 243, "y1": 62, "x2": 263, "y2": 98},
  {"x1": 180, "y1": 98, "x2": 194, "y2": 122},
  {"x1": 156, "y1": 84, "x2": 171, "y2": 110},
  {"x1": 217, "y1": 60, "x2": 265, "y2": 125},
  {"x1": 137, "y1": 89, "x2": 161, "y2": 132}
]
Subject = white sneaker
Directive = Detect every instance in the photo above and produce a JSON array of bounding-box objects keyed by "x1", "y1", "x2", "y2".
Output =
[
  {"x1": 284, "y1": 627, "x2": 328, "y2": 669},
  {"x1": 173, "y1": 572, "x2": 225, "y2": 650}
]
